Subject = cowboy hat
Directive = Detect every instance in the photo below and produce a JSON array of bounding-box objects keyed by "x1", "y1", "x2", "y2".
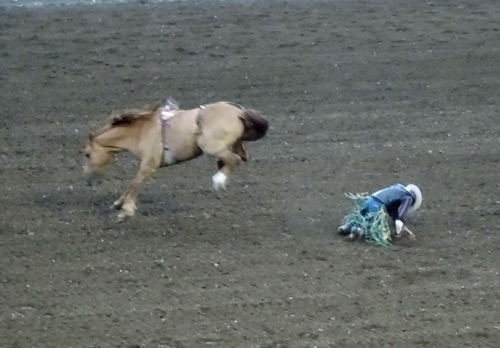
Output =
[{"x1": 406, "y1": 184, "x2": 422, "y2": 213}]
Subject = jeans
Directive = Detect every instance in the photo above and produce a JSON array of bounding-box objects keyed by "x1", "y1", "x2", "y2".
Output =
[{"x1": 345, "y1": 196, "x2": 384, "y2": 232}]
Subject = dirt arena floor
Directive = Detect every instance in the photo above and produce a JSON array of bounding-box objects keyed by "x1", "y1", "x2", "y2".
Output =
[{"x1": 1, "y1": 0, "x2": 499, "y2": 347}]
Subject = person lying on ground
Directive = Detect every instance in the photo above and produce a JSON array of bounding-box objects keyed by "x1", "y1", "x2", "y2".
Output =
[{"x1": 338, "y1": 183, "x2": 422, "y2": 246}]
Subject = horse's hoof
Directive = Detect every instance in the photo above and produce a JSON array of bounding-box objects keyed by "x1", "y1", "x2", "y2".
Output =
[
  {"x1": 116, "y1": 205, "x2": 136, "y2": 222},
  {"x1": 111, "y1": 201, "x2": 123, "y2": 210}
]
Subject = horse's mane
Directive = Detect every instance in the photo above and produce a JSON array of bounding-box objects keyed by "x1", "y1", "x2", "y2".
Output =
[
  {"x1": 89, "y1": 103, "x2": 162, "y2": 139},
  {"x1": 109, "y1": 103, "x2": 162, "y2": 126}
]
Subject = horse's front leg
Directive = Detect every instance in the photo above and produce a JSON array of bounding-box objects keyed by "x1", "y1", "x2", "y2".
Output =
[
  {"x1": 115, "y1": 157, "x2": 160, "y2": 222},
  {"x1": 111, "y1": 193, "x2": 126, "y2": 211}
]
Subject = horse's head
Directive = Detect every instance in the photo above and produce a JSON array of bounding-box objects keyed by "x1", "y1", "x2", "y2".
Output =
[
  {"x1": 83, "y1": 133, "x2": 113, "y2": 187},
  {"x1": 83, "y1": 104, "x2": 161, "y2": 187}
]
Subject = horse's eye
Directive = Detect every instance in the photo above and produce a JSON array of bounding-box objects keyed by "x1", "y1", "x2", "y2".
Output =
[{"x1": 85, "y1": 153, "x2": 90, "y2": 158}]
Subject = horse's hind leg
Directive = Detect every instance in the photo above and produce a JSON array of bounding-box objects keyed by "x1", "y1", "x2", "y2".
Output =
[
  {"x1": 232, "y1": 142, "x2": 248, "y2": 162},
  {"x1": 216, "y1": 143, "x2": 247, "y2": 169},
  {"x1": 211, "y1": 149, "x2": 243, "y2": 190}
]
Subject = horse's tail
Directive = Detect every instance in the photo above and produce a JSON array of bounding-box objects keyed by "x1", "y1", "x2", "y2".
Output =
[{"x1": 239, "y1": 108, "x2": 269, "y2": 141}]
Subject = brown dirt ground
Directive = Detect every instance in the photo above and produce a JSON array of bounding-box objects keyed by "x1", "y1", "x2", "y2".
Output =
[{"x1": 1, "y1": 1, "x2": 499, "y2": 347}]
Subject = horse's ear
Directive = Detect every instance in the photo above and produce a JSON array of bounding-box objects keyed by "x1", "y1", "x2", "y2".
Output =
[{"x1": 88, "y1": 132, "x2": 94, "y2": 141}]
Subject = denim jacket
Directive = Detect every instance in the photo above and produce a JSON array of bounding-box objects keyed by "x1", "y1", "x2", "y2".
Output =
[{"x1": 371, "y1": 184, "x2": 415, "y2": 222}]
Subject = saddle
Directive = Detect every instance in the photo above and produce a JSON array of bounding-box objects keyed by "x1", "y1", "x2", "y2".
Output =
[
  {"x1": 160, "y1": 98, "x2": 179, "y2": 122},
  {"x1": 158, "y1": 98, "x2": 203, "y2": 166}
]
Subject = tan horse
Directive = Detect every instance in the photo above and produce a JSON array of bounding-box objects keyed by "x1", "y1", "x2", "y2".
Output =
[{"x1": 83, "y1": 99, "x2": 269, "y2": 221}]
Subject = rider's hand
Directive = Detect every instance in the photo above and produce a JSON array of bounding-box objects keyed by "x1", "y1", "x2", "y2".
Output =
[{"x1": 404, "y1": 227, "x2": 416, "y2": 241}]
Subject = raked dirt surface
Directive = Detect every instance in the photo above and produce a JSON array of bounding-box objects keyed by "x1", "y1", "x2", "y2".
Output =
[{"x1": 1, "y1": 0, "x2": 499, "y2": 347}]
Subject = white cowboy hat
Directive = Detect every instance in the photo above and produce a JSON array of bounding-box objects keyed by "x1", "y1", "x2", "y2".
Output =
[{"x1": 406, "y1": 184, "x2": 422, "y2": 213}]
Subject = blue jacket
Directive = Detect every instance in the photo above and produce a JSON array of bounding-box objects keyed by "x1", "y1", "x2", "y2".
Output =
[{"x1": 371, "y1": 184, "x2": 416, "y2": 222}]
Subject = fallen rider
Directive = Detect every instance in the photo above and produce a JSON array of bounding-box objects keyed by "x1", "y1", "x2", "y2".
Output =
[{"x1": 338, "y1": 183, "x2": 423, "y2": 246}]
